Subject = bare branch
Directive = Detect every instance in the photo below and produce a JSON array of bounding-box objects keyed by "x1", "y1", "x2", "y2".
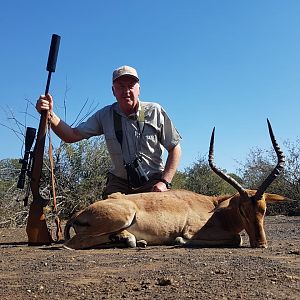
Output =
[
  {"x1": 70, "y1": 98, "x2": 89, "y2": 127},
  {"x1": 0, "y1": 122, "x2": 24, "y2": 143},
  {"x1": 63, "y1": 76, "x2": 71, "y2": 122},
  {"x1": 75, "y1": 103, "x2": 99, "y2": 126}
]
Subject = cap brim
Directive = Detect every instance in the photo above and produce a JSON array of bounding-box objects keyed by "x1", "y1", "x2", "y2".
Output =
[{"x1": 113, "y1": 74, "x2": 139, "y2": 82}]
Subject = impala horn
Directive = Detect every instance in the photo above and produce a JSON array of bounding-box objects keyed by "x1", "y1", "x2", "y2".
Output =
[
  {"x1": 208, "y1": 127, "x2": 248, "y2": 197},
  {"x1": 254, "y1": 119, "x2": 285, "y2": 200}
]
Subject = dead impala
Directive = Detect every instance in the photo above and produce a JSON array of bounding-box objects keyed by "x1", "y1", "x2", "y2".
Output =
[{"x1": 64, "y1": 119, "x2": 287, "y2": 250}]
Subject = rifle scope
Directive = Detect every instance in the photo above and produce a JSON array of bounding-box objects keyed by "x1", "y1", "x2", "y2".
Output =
[{"x1": 17, "y1": 127, "x2": 36, "y2": 189}]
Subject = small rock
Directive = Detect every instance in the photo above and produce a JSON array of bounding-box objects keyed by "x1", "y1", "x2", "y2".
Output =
[
  {"x1": 215, "y1": 269, "x2": 227, "y2": 274},
  {"x1": 157, "y1": 278, "x2": 173, "y2": 286},
  {"x1": 288, "y1": 250, "x2": 300, "y2": 255},
  {"x1": 285, "y1": 275, "x2": 300, "y2": 281}
]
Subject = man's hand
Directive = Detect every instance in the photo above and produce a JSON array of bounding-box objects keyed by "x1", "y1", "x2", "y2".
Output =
[
  {"x1": 152, "y1": 181, "x2": 168, "y2": 192},
  {"x1": 35, "y1": 93, "x2": 83, "y2": 143},
  {"x1": 36, "y1": 94, "x2": 53, "y2": 113},
  {"x1": 151, "y1": 144, "x2": 181, "y2": 192}
]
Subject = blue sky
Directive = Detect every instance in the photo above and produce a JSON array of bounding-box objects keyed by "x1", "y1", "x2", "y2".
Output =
[{"x1": 1, "y1": 1, "x2": 299, "y2": 173}]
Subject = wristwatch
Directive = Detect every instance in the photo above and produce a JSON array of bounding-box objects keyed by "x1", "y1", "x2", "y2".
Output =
[{"x1": 160, "y1": 178, "x2": 172, "y2": 189}]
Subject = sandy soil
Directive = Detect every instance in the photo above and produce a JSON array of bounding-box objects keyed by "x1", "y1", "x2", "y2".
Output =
[{"x1": 0, "y1": 215, "x2": 299, "y2": 300}]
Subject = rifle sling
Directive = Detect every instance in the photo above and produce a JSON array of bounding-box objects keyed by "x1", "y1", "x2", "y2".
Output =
[
  {"x1": 47, "y1": 116, "x2": 57, "y2": 211},
  {"x1": 47, "y1": 114, "x2": 63, "y2": 242},
  {"x1": 113, "y1": 106, "x2": 145, "y2": 150}
]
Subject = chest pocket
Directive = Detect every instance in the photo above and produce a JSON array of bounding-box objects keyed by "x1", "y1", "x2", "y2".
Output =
[{"x1": 142, "y1": 123, "x2": 159, "y2": 148}]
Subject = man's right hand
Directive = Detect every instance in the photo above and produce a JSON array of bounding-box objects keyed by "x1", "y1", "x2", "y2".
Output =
[
  {"x1": 36, "y1": 94, "x2": 53, "y2": 113},
  {"x1": 35, "y1": 93, "x2": 84, "y2": 143}
]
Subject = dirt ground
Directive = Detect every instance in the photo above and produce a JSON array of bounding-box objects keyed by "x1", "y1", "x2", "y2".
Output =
[{"x1": 0, "y1": 215, "x2": 299, "y2": 300}]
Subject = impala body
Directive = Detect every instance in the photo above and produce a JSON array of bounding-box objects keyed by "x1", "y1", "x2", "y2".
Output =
[{"x1": 64, "y1": 120, "x2": 287, "y2": 250}]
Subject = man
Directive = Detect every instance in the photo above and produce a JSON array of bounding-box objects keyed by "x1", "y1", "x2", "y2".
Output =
[{"x1": 36, "y1": 65, "x2": 181, "y2": 198}]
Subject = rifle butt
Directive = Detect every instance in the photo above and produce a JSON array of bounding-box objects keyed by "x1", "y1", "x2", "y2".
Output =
[{"x1": 26, "y1": 202, "x2": 52, "y2": 246}]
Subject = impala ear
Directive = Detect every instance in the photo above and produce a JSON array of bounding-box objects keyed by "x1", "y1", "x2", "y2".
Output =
[{"x1": 264, "y1": 193, "x2": 292, "y2": 203}]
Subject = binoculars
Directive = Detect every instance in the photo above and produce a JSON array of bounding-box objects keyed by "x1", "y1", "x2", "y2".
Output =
[{"x1": 125, "y1": 156, "x2": 149, "y2": 188}]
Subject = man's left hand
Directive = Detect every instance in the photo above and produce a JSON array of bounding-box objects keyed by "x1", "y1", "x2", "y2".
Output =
[{"x1": 152, "y1": 181, "x2": 168, "y2": 192}]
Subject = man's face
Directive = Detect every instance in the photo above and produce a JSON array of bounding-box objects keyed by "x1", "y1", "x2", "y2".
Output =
[{"x1": 112, "y1": 76, "x2": 140, "y2": 115}]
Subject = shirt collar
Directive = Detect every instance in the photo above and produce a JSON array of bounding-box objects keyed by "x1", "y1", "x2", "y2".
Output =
[
  {"x1": 128, "y1": 102, "x2": 141, "y2": 120},
  {"x1": 114, "y1": 101, "x2": 141, "y2": 119}
]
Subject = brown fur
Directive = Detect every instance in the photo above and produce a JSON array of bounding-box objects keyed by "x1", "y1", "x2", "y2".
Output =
[{"x1": 63, "y1": 189, "x2": 287, "y2": 250}]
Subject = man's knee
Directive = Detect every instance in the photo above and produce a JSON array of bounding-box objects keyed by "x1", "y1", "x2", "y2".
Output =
[{"x1": 102, "y1": 173, "x2": 129, "y2": 199}]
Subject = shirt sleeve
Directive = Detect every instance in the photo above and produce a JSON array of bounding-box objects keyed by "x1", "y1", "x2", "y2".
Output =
[
  {"x1": 158, "y1": 105, "x2": 182, "y2": 151},
  {"x1": 75, "y1": 109, "x2": 104, "y2": 139}
]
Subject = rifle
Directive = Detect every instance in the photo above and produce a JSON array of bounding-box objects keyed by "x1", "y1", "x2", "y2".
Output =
[{"x1": 18, "y1": 34, "x2": 61, "y2": 245}]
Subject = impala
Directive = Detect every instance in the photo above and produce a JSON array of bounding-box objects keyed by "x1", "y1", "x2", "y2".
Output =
[{"x1": 64, "y1": 119, "x2": 287, "y2": 250}]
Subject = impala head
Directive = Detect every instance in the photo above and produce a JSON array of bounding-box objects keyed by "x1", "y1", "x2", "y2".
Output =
[{"x1": 209, "y1": 119, "x2": 286, "y2": 248}]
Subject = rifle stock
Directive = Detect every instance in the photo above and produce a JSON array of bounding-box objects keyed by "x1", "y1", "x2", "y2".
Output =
[{"x1": 26, "y1": 34, "x2": 61, "y2": 246}]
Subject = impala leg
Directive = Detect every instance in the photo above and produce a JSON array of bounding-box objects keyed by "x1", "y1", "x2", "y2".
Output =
[
  {"x1": 110, "y1": 231, "x2": 148, "y2": 248},
  {"x1": 110, "y1": 230, "x2": 137, "y2": 248},
  {"x1": 63, "y1": 233, "x2": 113, "y2": 250},
  {"x1": 187, "y1": 234, "x2": 243, "y2": 247},
  {"x1": 64, "y1": 230, "x2": 138, "y2": 250}
]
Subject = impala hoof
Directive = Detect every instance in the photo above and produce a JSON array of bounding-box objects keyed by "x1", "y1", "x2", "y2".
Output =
[
  {"x1": 62, "y1": 244, "x2": 75, "y2": 251},
  {"x1": 175, "y1": 237, "x2": 187, "y2": 245},
  {"x1": 125, "y1": 236, "x2": 137, "y2": 248},
  {"x1": 137, "y1": 239, "x2": 147, "y2": 248}
]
